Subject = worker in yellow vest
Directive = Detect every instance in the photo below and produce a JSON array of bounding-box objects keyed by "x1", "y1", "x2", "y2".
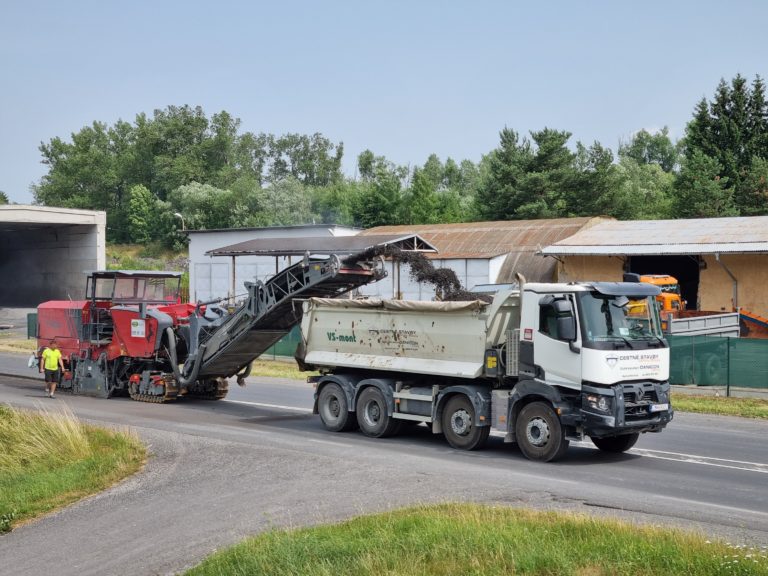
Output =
[{"x1": 39, "y1": 339, "x2": 65, "y2": 398}]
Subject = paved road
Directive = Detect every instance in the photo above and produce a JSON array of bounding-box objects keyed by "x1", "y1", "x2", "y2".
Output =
[{"x1": 0, "y1": 368, "x2": 767, "y2": 575}]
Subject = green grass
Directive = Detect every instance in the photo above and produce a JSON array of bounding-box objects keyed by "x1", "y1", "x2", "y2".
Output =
[
  {"x1": 0, "y1": 403, "x2": 146, "y2": 532},
  {"x1": 186, "y1": 503, "x2": 768, "y2": 576},
  {"x1": 671, "y1": 393, "x2": 768, "y2": 419}
]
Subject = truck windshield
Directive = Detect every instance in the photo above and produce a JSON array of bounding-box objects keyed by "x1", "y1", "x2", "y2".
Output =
[{"x1": 577, "y1": 292, "x2": 663, "y2": 349}]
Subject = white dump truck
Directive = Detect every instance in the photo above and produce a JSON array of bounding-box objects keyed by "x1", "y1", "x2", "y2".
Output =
[{"x1": 297, "y1": 279, "x2": 673, "y2": 461}]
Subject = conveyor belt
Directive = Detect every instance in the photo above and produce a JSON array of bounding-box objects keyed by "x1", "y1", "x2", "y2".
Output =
[{"x1": 189, "y1": 255, "x2": 384, "y2": 379}]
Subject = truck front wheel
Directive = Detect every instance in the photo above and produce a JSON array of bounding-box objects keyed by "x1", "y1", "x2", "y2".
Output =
[
  {"x1": 442, "y1": 396, "x2": 490, "y2": 450},
  {"x1": 356, "y1": 386, "x2": 401, "y2": 438},
  {"x1": 515, "y1": 401, "x2": 569, "y2": 462},
  {"x1": 318, "y1": 383, "x2": 356, "y2": 432},
  {"x1": 591, "y1": 433, "x2": 639, "y2": 453}
]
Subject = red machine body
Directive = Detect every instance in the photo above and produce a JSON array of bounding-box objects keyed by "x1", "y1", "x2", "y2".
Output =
[
  {"x1": 36, "y1": 270, "x2": 195, "y2": 400},
  {"x1": 35, "y1": 255, "x2": 386, "y2": 403}
]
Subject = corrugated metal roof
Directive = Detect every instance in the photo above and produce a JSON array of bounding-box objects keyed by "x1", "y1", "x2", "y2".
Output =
[
  {"x1": 362, "y1": 218, "x2": 602, "y2": 259},
  {"x1": 542, "y1": 216, "x2": 768, "y2": 256},
  {"x1": 206, "y1": 234, "x2": 437, "y2": 257}
]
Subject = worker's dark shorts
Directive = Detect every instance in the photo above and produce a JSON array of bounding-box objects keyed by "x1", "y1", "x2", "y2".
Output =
[{"x1": 44, "y1": 369, "x2": 60, "y2": 383}]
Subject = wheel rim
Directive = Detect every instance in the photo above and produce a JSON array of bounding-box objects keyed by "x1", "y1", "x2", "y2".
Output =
[
  {"x1": 363, "y1": 400, "x2": 382, "y2": 427},
  {"x1": 327, "y1": 395, "x2": 340, "y2": 418},
  {"x1": 525, "y1": 417, "x2": 551, "y2": 447},
  {"x1": 450, "y1": 409, "x2": 472, "y2": 436}
]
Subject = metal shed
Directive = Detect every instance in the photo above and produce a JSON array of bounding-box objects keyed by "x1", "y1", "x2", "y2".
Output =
[{"x1": 541, "y1": 216, "x2": 768, "y2": 319}]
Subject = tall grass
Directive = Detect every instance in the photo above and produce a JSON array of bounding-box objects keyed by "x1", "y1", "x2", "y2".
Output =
[
  {"x1": 0, "y1": 404, "x2": 145, "y2": 532},
  {"x1": 186, "y1": 503, "x2": 768, "y2": 576}
]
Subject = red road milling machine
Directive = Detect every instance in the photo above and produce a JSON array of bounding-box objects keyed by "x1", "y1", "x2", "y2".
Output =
[{"x1": 36, "y1": 254, "x2": 385, "y2": 403}]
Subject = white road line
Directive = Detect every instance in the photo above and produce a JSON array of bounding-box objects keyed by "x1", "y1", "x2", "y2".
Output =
[
  {"x1": 629, "y1": 449, "x2": 768, "y2": 474},
  {"x1": 571, "y1": 440, "x2": 768, "y2": 474},
  {"x1": 223, "y1": 399, "x2": 312, "y2": 413}
]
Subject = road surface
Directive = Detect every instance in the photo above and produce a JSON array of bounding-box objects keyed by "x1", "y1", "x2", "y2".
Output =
[{"x1": 0, "y1": 371, "x2": 766, "y2": 576}]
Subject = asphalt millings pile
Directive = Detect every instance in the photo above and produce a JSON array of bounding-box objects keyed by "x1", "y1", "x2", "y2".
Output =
[{"x1": 345, "y1": 245, "x2": 487, "y2": 302}]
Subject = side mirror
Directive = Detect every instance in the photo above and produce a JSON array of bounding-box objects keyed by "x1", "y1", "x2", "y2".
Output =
[{"x1": 557, "y1": 316, "x2": 576, "y2": 342}]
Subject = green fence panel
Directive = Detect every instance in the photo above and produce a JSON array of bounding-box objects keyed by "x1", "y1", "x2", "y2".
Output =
[
  {"x1": 668, "y1": 334, "x2": 768, "y2": 390},
  {"x1": 27, "y1": 313, "x2": 37, "y2": 339},
  {"x1": 728, "y1": 338, "x2": 768, "y2": 389},
  {"x1": 263, "y1": 325, "x2": 302, "y2": 358}
]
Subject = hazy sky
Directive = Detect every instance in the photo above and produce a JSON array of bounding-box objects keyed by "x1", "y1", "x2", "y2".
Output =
[{"x1": 2, "y1": 0, "x2": 767, "y2": 204}]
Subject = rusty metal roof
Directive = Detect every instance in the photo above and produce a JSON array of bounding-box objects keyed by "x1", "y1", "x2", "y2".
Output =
[
  {"x1": 541, "y1": 216, "x2": 768, "y2": 256},
  {"x1": 206, "y1": 234, "x2": 437, "y2": 257},
  {"x1": 362, "y1": 218, "x2": 602, "y2": 259}
]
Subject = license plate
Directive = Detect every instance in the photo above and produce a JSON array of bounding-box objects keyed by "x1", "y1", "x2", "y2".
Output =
[{"x1": 649, "y1": 403, "x2": 669, "y2": 413}]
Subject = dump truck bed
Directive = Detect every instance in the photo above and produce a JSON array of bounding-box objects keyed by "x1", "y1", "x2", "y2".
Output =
[{"x1": 298, "y1": 292, "x2": 520, "y2": 378}]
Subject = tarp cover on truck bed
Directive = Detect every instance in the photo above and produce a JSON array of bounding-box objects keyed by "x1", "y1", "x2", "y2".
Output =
[{"x1": 305, "y1": 297, "x2": 488, "y2": 312}]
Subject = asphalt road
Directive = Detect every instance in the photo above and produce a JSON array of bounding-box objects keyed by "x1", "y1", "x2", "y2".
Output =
[{"x1": 0, "y1": 372, "x2": 767, "y2": 576}]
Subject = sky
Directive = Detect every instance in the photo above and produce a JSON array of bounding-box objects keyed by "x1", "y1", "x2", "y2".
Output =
[{"x1": 1, "y1": 0, "x2": 767, "y2": 204}]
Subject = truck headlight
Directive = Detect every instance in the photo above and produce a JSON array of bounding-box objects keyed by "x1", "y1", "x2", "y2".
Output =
[{"x1": 586, "y1": 394, "x2": 611, "y2": 412}]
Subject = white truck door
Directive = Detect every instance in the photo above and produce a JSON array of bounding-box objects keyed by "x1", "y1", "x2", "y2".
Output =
[{"x1": 533, "y1": 294, "x2": 582, "y2": 391}]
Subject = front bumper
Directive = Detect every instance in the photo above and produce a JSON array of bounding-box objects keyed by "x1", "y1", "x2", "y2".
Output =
[{"x1": 578, "y1": 381, "x2": 674, "y2": 438}]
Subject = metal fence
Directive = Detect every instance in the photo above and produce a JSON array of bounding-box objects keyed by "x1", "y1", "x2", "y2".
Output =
[
  {"x1": 263, "y1": 325, "x2": 302, "y2": 359},
  {"x1": 668, "y1": 335, "x2": 768, "y2": 391}
]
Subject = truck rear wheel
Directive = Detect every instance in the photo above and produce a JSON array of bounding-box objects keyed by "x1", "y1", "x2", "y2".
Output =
[
  {"x1": 442, "y1": 395, "x2": 490, "y2": 450},
  {"x1": 591, "y1": 433, "x2": 639, "y2": 453},
  {"x1": 356, "y1": 386, "x2": 401, "y2": 438},
  {"x1": 515, "y1": 401, "x2": 569, "y2": 462},
  {"x1": 318, "y1": 383, "x2": 356, "y2": 432}
]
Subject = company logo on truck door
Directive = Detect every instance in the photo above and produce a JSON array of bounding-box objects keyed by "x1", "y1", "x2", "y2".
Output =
[
  {"x1": 606, "y1": 352, "x2": 661, "y2": 375},
  {"x1": 326, "y1": 331, "x2": 357, "y2": 343}
]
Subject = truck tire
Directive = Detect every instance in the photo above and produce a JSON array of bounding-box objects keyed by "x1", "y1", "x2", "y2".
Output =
[
  {"x1": 515, "y1": 401, "x2": 569, "y2": 462},
  {"x1": 318, "y1": 383, "x2": 356, "y2": 432},
  {"x1": 442, "y1": 395, "x2": 490, "y2": 451},
  {"x1": 591, "y1": 433, "x2": 639, "y2": 453},
  {"x1": 356, "y1": 386, "x2": 401, "y2": 438}
]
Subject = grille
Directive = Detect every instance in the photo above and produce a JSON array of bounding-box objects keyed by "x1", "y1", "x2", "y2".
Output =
[{"x1": 623, "y1": 385, "x2": 659, "y2": 421}]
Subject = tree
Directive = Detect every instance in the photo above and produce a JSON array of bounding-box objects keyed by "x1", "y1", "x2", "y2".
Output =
[
  {"x1": 674, "y1": 150, "x2": 736, "y2": 218},
  {"x1": 612, "y1": 158, "x2": 674, "y2": 220},
  {"x1": 619, "y1": 127, "x2": 679, "y2": 172},
  {"x1": 310, "y1": 181, "x2": 361, "y2": 226},
  {"x1": 353, "y1": 151, "x2": 408, "y2": 227},
  {"x1": 571, "y1": 142, "x2": 617, "y2": 217},
  {"x1": 474, "y1": 128, "x2": 532, "y2": 220},
  {"x1": 266, "y1": 133, "x2": 343, "y2": 186},
  {"x1": 259, "y1": 177, "x2": 313, "y2": 225},
  {"x1": 401, "y1": 168, "x2": 439, "y2": 224},
  {"x1": 0, "y1": 191, "x2": 8, "y2": 204},
  {"x1": 682, "y1": 75, "x2": 768, "y2": 215},
  {"x1": 476, "y1": 128, "x2": 579, "y2": 220},
  {"x1": 127, "y1": 185, "x2": 155, "y2": 244}
]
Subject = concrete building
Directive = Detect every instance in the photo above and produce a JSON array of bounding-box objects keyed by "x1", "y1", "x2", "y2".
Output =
[
  {"x1": 541, "y1": 216, "x2": 768, "y2": 318},
  {"x1": 188, "y1": 224, "x2": 359, "y2": 302},
  {"x1": 0, "y1": 205, "x2": 106, "y2": 306}
]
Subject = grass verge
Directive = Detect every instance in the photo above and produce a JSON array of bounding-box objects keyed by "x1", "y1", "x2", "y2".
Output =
[
  {"x1": 186, "y1": 503, "x2": 768, "y2": 576},
  {"x1": 0, "y1": 334, "x2": 35, "y2": 354},
  {"x1": 0, "y1": 403, "x2": 146, "y2": 533},
  {"x1": 671, "y1": 393, "x2": 768, "y2": 419}
]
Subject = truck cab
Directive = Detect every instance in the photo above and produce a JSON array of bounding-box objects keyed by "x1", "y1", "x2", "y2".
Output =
[{"x1": 514, "y1": 282, "x2": 672, "y2": 459}]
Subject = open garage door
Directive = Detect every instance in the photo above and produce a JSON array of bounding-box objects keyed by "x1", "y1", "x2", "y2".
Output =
[
  {"x1": 0, "y1": 207, "x2": 105, "y2": 307},
  {"x1": 628, "y1": 255, "x2": 701, "y2": 311}
]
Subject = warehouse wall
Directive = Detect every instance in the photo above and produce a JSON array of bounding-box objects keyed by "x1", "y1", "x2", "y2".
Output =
[
  {"x1": 699, "y1": 254, "x2": 768, "y2": 316},
  {"x1": 555, "y1": 256, "x2": 624, "y2": 282},
  {"x1": 188, "y1": 225, "x2": 358, "y2": 302}
]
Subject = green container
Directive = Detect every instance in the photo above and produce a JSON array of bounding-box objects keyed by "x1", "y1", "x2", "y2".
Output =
[{"x1": 27, "y1": 313, "x2": 37, "y2": 339}]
